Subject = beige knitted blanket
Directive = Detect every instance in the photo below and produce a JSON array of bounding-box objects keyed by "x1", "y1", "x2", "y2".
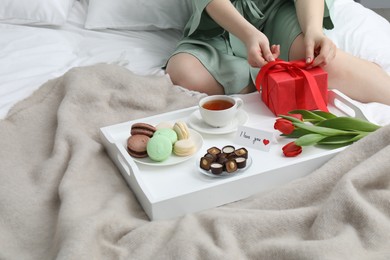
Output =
[{"x1": 1, "y1": 64, "x2": 389, "y2": 260}]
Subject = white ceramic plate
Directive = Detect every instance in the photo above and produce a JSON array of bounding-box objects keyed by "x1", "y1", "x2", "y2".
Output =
[
  {"x1": 187, "y1": 109, "x2": 249, "y2": 135},
  {"x1": 132, "y1": 129, "x2": 203, "y2": 166},
  {"x1": 198, "y1": 156, "x2": 252, "y2": 178}
]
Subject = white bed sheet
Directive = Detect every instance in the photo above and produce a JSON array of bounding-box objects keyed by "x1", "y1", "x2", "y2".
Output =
[
  {"x1": 0, "y1": 0, "x2": 182, "y2": 119},
  {"x1": 0, "y1": 0, "x2": 390, "y2": 125},
  {"x1": 324, "y1": 0, "x2": 390, "y2": 126}
]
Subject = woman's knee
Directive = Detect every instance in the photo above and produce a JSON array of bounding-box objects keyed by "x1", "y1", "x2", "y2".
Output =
[
  {"x1": 165, "y1": 53, "x2": 224, "y2": 94},
  {"x1": 166, "y1": 54, "x2": 201, "y2": 85},
  {"x1": 288, "y1": 33, "x2": 306, "y2": 61},
  {"x1": 322, "y1": 50, "x2": 354, "y2": 82}
]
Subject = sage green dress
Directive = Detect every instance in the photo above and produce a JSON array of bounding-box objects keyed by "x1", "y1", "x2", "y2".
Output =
[{"x1": 169, "y1": 0, "x2": 334, "y2": 94}]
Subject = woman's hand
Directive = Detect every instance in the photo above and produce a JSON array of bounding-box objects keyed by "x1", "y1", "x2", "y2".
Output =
[
  {"x1": 205, "y1": 0, "x2": 279, "y2": 68},
  {"x1": 244, "y1": 29, "x2": 280, "y2": 68},
  {"x1": 304, "y1": 31, "x2": 337, "y2": 68}
]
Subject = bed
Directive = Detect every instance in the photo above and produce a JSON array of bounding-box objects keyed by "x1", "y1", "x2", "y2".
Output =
[{"x1": 1, "y1": 0, "x2": 390, "y2": 259}]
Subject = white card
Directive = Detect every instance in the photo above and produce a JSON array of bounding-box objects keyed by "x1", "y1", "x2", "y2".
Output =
[{"x1": 234, "y1": 125, "x2": 275, "y2": 152}]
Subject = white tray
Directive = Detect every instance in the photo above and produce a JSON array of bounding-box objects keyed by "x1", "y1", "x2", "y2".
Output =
[{"x1": 100, "y1": 91, "x2": 361, "y2": 220}]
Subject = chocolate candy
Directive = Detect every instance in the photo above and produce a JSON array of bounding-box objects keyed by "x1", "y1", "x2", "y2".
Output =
[
  {"x1": 207, "y1": 147, "x2": 221, "y2": 156},
  {"x1": 200, "y1": 156, "x2": 214, "y2": 171},
  {"x1": 235, "y1": 157, "x2": 247, "y2": 169},
  {"x1": 204, "y1": 153, "x2": 217, "y2": 161},
  {"x1": 234, "y1": 147, "x2": 248, "y2": 159},
  {"x1": 217, "y1": 153, "x2": 229, "y2": 165},
  {"x1": 210, "y1": 163, "x2": 223, "y2": 175},
  {"x1": 225, "y1": 159, "x2": 237, "y2": 173},
  {"x1": 200, "y1": 145, "x2": 249, "y2": 175},
  {"x1": 222, "y1": 145, "x2": 235, "y2": 154}
]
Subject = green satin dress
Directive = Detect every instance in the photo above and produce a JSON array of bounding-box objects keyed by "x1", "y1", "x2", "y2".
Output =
[{"x1": 169, "y1": 0, "x2": 333, "y2": 94}]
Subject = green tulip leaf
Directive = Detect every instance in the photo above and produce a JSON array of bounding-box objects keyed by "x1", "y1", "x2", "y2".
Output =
[
  {"x1": 317, "y1": 133, "x2": 365, "y2": 145},
  {"x1": 349, "y1": 132, "x2": 369, "y2": 142},
  {"x1": 293, "y1": 122, "x2": 355, "y2": 136},
  {"x1": 316, "y1": 117, "x2": 381, "y2": 132},
  {"x1": 278, "y1": 115, "x2": 303, "y2": 124},
  {"x1": 283, "y1": 128, "x2": 313, "y2": 138},
  {"x1": 295, "y1": 133, "x2": 327, "y2": 146},
  {"x1": 317, "y1": 142, "x2": 352, "y2": 149},
  {"x1": 310, "y1": 110, "x2": 338, "y2": 119},
  {"x1": 288, "y1": 110, "x2": 328, "y2": 122},
  {"x1": 276, "y1": 110, "x2": 378, "y2": 154}
]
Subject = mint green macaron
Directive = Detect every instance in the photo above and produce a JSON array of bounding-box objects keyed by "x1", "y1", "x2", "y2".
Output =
[
  {"x1": 153, "y1": 128, "x2": 178, "y2": 144},
  {"x1": 147, "y1": 135, "x2": 173, "y2": 162}
]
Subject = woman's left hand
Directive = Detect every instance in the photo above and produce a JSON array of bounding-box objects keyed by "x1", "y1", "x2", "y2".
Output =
[{"x1": 304, "y1": 32, "x2": 337, "y2": 68}]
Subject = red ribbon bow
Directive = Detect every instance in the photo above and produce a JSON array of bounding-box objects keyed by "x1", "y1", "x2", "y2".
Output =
[{"x1": 255, "y1": 59, "x2": 329, "y2": 113}]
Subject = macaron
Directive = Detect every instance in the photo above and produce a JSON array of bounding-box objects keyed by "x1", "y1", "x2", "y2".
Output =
[
  {"x1": 173, "y1": 121, "x2": 190, "y2": 140},
  {"x1": 173, "y1": 138, "x2": 196, "y2": 157},
  {"x1": 155, "y1": 121, "x2": 174, "y2": 130},
  {"x1": 153, "y1": 128, "x2": 178, "y2": 144},
  {"x1": 147, "y1": 135, "x2": 173, "y2": 162},
  {"x1": 127, "y1": 134, "x2": 150, "y2": 158},
  {"x1": 131, "y1": 122, "x2": 156, "y2": 137}
]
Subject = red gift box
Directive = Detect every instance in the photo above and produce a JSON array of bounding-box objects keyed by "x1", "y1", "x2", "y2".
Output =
[{"x1": 255, "y1": 59, "x2": 329, "y2": 116}]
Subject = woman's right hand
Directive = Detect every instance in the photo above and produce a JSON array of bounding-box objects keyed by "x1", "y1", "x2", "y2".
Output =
[
  {"x1": 244, "y1": 29, "x2": 280, "y2": 68},
  {"x1": 205, "y1": 0, "x2": 279, "y2": 68}
]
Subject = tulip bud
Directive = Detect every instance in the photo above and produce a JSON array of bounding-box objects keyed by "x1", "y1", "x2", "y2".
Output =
[
  {"x1": 274, "y1": 118, "x2": 295, "y2": 135},
  {"x1": 282, "y1": 142, "x2": 302, "y2": 157}
]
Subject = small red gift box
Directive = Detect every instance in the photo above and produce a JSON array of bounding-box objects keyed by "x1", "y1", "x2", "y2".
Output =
[{"x1": 255, "y1": 59, "x2": 329, "y2": 116}]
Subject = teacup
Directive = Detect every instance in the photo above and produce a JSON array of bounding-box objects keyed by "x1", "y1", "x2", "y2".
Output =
[{"x1": 199, "y1": 95, "x2": 243, "y2": 128}]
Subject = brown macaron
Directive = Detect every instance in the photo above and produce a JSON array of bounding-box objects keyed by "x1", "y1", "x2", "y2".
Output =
[
  {"x1": 127, "y1": 134, "x2": 150, "y2": 158},
  {"x1": 131, "y1": 122, "x2": 156, "y2": 137}
]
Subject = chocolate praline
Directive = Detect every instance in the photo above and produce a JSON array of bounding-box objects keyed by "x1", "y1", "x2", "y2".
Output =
[
  {"x1": 200, "y1": 157, "x2": 214, "y2": 171},
  {"x1": 210, "y1": 163, "x2": 223, "y2": 175},
  {"x1": 235, "y1": 157, "x2": 247, "y2": 169},
  {"x1": 225, "y1": 159, "x2": 238, "y2": 173},
  {"x1": 234, "y1": 147, "x2": 248, "y2": 159}
]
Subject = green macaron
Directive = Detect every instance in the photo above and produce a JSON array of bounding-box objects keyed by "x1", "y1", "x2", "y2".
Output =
[
  {"x1": 153, "y1": 128, "x2": 178, "y2": 144},
  {"x1": 146, "y1": 135, "x2": 173, "y2": 162}
]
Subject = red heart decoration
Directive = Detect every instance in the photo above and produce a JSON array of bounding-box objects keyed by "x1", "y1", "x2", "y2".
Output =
[{"x1": 263, "y1": 139, "x2": 270, "y2": 146}]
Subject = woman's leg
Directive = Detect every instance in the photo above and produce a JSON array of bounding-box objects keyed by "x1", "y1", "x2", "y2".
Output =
[
  {"x1": 166, "y1": 53, "x2": 256, "y2": 95},
  {"x1": 166, "y1": 53, "x2": 225, "y2": 95},
  {"x1": 290, "y1": 34, "x2": 390, "y2": 105}
]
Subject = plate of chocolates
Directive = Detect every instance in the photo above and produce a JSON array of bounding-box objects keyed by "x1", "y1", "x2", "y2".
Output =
[{"x1": 198, "y1": 145, "x2": 252, "y2": 178}]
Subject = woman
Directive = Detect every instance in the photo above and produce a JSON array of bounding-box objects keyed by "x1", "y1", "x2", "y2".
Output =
[{"x1": 165, "y1": 0, "x2": 390, "y2": 105}]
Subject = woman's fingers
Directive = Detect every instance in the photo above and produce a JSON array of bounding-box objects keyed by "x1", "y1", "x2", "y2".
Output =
[
  {"x1": 247, "y1": 48, "x2": 266, "y2": 67},
  {"x1": 271, "y1": 44, "x2": 281, "y2": 60},
  {"x1": 259, "y1": 41, "x2": 276, "y2": 63},
  {"x1": 247, "y1": 44, "x2": 280, "y2": 68},
  {"x1": 307, "y1": 37, "x2": 337, "y2": 68},
  {"x1": 305, "y1": 40, "x2": 315, "y2": 65}
]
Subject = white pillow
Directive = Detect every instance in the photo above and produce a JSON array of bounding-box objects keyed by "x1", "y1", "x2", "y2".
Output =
[
  {"x1": 85, "y1": 0, "x2": 192, "y2": 30},
  {"x1": 325, "y1": 0, "x2": 390, "y2": 73},
  {"x1": 0, "y1": 0, "x2": 76, "y2": 26}
]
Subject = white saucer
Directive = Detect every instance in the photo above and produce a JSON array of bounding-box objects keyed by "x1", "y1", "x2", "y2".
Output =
[{"x1": 187, "y1": 109, "x2": 249, "y2": 135}]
